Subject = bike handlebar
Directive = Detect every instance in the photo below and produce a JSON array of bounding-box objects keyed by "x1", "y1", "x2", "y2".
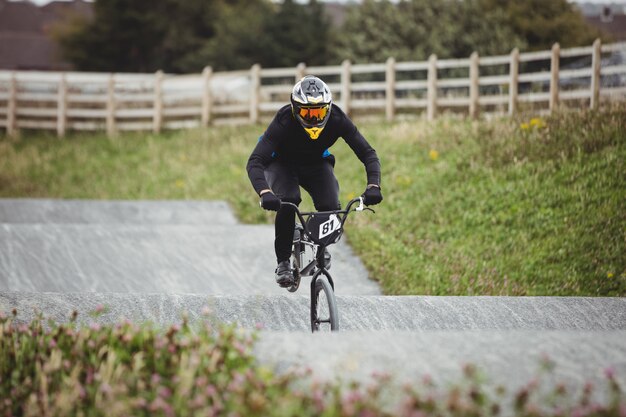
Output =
[{"x1": 280, "y1": 196, "x2": 375, "y2": 228}]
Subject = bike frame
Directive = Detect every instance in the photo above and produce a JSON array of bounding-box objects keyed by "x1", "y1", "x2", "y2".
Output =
[
  {"x1": 280, "y1": 196, "x2": 374, "y2": 331},
  {"x1": 281, "y1": 197, "x2": 373, "y2": 288}
]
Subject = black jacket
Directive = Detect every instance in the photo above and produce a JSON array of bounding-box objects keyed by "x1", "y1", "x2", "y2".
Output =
[{"x1": 246, "y1": 104, "x2": 381, "y2": 195}]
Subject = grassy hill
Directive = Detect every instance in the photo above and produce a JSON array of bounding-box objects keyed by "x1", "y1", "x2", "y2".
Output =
[{"x1": 1, "y1": 105, "x2": 624, "y2": 296}]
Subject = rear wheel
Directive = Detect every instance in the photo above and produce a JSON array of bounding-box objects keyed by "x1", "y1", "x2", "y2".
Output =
[{"x1": 311, "y1": 275, "x2": 338, "y2": 332}]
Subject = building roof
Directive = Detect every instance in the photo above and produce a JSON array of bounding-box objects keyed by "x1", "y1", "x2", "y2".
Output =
[
  {"x1": 0, "y1": 0, "x2": 92, "y2": 70},
  {"x1": 0, "y1": 0, "x2": 44, "y2": 33},
  {"x1": 585, "y1": 14, "x2": 626, "y2": 41}
]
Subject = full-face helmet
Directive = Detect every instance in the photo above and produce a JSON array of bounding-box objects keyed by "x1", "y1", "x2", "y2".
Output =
[{"x1": 291, "y1": 75, "x2": 332, "y2": 140}]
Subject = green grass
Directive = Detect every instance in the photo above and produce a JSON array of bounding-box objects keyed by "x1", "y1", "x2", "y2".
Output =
[{"x1": 1, "y1": 106, "x2": 624, "y2": 296}]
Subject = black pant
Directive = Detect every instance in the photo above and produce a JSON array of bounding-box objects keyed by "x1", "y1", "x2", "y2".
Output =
[{"x1": 264, "y1": 159, "x2": 340, "y2": 263}]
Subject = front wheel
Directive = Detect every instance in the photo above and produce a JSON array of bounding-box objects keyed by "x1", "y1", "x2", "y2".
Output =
[{"x1": 311, "y1": 275, "x2": 339, "y2": 332}]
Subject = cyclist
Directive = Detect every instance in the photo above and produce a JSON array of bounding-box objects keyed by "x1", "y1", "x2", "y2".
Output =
[{"x1": 246, "y1": 75, "x2": 382, "y2": 288}]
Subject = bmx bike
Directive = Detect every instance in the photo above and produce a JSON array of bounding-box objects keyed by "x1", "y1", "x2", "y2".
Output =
[{"x1": 280, "y1": 197, "x2": 374, "y2": 332}]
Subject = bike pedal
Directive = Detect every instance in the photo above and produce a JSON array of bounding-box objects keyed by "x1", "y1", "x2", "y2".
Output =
[{"x1": 287, "y1": 276, "x2": 301, "y2": 292}]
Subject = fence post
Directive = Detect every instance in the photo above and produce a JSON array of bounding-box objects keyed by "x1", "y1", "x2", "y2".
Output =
[
  {"x1": 106, "y1": 74, "x2": 116, "y2": 138},
  {"x1": 427, "y1": 54, "x2": 438, "y2": 121},
  {"x1": 341, "y1": 60, "x2": 351, "y2": 115},
  {"x1": 202, "y1": 66, "x2": 213, "y2": 127},
  {"x1": 509, "y1": 48, "x2": 519, "y2": 116},
  {"x1": 385, "y1": 57, "x2": 396, "y2": 122},
  {"x1": 153, "y1": 70, "x2": 163, "y2": 134},
  {"x1": 590, "y1": 38, "x2": 602, "y2": 110},
  {"x1": 7, "y1": 72, "x2": 17, "y2": 138},
  {"x1": 57, "y1": 73, "x2": 67, "y2": 138},
  {"x1": 250, "y1": 64, "x2": 261, "y2": 124},
  {"x1": 469, "y1": 52, "x2": 480, "y2": 119},
  {"x1": 549, "y1": 43, "x2": 560, "y2": 114},
  {"x1": 296, "y1": 62, "x2": 306, "y2": 81}
]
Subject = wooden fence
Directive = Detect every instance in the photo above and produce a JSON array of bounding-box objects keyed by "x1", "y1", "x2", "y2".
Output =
[{"x1": 0, "y1": 39, "x2": 625, "y2": 138}]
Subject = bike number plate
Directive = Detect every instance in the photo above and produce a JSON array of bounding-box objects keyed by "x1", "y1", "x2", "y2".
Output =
[
  {"x1": 306, "y1": 213, "x2": 342, "y2": 245},
  {"x1": 319, "y1": 214, "x2": 341, "y2": 239}
]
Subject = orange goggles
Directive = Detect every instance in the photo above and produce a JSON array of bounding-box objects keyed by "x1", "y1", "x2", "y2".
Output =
[{"x1": 299, "y1": 105, "x2": 329, "y2": 123}]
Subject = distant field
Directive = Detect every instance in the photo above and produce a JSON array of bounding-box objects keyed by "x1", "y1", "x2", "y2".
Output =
[{"x1": 1, "y1": 105, "x2": 624, "y2": 296}]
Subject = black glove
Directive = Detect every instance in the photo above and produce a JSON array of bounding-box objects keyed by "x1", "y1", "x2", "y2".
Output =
[
  {"x1": 362, "y1": 186, "x2": 383, "y2": 206},
  {"x1": 260, "y1": 192, "x2": 281, "y2": 211}
]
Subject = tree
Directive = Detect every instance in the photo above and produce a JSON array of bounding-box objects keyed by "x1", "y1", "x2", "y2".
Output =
[
  {"x1": 193, "y1": 0, "x2": 275, "y2": 71},
  {"x1": 263, "y1": 0, "x2": 332, "y2": 67},
  {"x1": 446, "y1": 0, "x2": 526, "y2": 57},
  {"x1": 333, "y1": 0, "x2": 521, "y2": 63},
  {"x1": 478, "y1": 0, "x2": 604, "y2": 50},
  {"x1": 158, "y1": 1, "x2": 222, "y2": 73},
  {"x1": 54, "y1": 0, "x2": 221, "y2": 73},
  {"x1": 332, "y1": 0, "x2": 408, "y2": 63},
  {"x1": 54, "y1": 0, "x2": 169, "y2": 72},
  {"x1": 54, "y1": 0, "x2": 336, "y2": 72},
  {"x1": 197, "y1": 0, "x2": 333, "y2": 70}
]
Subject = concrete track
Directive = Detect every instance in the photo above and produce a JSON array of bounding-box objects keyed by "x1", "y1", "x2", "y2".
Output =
[
  {"x1": 1, "y1": 199, "x2": 624, "y2": 407},
  {"x1": 2, "y1": 292, "x2": 623, "y2": 332}
]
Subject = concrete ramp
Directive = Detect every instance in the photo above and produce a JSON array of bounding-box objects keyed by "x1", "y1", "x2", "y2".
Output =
[
  {"x1": 0, "y1": 199, "x2": 379, "y2": 295},
  {"x1": 1, "y1": 199, "x2": 624, "y2": 406},
  {"x1": 2, "y1": 292, "x2": 624, "y2": 332},
  {"x1": 256, "y1": 330, "x2": 626, "y2": 406},
  {"x1": 0, "y1": 199, "x2": 239, "y2": 225}
]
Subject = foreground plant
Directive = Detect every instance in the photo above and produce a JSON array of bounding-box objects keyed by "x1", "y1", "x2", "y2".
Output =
[{"x1": 1, "y1": 310, "x2": 624, "y2": 416}]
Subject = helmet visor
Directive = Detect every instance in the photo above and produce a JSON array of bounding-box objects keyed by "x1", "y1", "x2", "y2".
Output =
[{"x1": 298, "y1": 105, "x2": 329, "y2": 125}]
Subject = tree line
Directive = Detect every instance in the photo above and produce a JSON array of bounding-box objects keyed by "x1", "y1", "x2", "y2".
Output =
[{"x1": 53, "y1": 0, "x2": 606, "y2": 73}]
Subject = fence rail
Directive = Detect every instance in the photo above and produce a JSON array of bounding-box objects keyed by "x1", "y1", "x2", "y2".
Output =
[{"x1": 1, "y1": 39, "x2": 625, "y2": 137}]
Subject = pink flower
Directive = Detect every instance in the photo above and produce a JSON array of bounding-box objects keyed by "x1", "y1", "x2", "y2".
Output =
[
  {"x1": 134, "y1": 397, "x2": 147, "y2": 408},
  {"x1": 149, "y1": 397, "x2": 167, "y2": 412},
  {"x1": 78, "y1": 384, "x2": 86, "y2": 399},
  {"x1": 195, "y1": 375, "x2": 208, "y2": 388},
  {"x1": 345, "y1": 390, "x2": 362, "y2": 403},
  {"x1": 99, "y1": 383, "x2": 112, "y2": 395},
  {"x1": 526, "y1": 378, "x2": 539, "y2": 391},
  {"x1": 422, "y1": 374, "x2": 433, "y2": 386},
  {"x1": 151, "y1": 374, "x2": 161, "y2": 385},
  {"x1": 205, "y1": 385, "x2": 217, "y2": 397},
  {"x1": 158, "y1": 386, "x2": 172, "y2": 399},
  {"x1": 154, "y1": 337, "x2": 166, "y2": 350},
  {"x1": 192, "y1": 394, "x2": 205, "y2": 408}
]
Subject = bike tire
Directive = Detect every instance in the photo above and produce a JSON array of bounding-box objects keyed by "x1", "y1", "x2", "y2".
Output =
[{"x1": 311, "y1": 275, "x2": 339, "y2": 332}]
